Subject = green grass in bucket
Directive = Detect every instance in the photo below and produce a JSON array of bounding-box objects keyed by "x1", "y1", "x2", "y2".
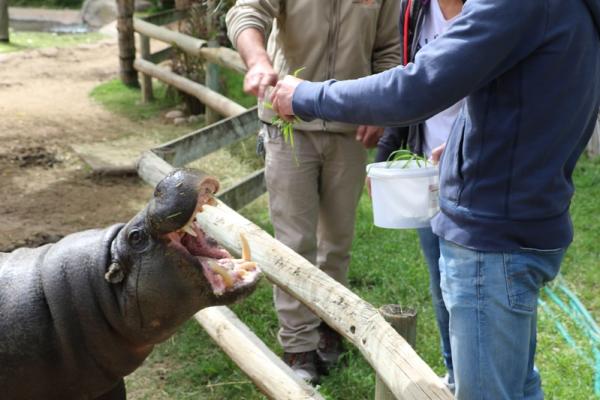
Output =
[{"x1": 385, "y1": 149, "x2": 430, "y2": 168}]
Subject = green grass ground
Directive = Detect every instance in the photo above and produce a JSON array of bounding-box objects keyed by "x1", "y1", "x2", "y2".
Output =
[
  {"x1": 90, "y1": 73, "x2": 599, "y2": 399},
  {"x1": 90, "y1": 79, "x2": 181, "y2": 122},
  {"x1": 0, "y1": 30, "x2": 106, "y2": 53}
]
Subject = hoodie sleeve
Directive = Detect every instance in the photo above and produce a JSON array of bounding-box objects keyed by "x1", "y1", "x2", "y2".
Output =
[{"x1": 292, "y1": 0, "x2": 543, "y2": 127}]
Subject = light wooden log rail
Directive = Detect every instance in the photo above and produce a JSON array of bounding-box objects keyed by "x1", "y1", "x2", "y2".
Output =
[
  {"x1": 134, "y1": 58, "x2": 246, "y2": 117},
  {"x1": 138, "y1": 155, "x2": 453, "y2": 400},
  {"x1": 195, "y1": 307, "x2": 324, "y2": 400},
  {"x1": 137, "y1": 152, "x2": 320, "y2": 400},
  {"x1": 133, "y1": 18, "x2": 246, "y2": 73},
  {"x1": 193, "y1": 201, "x2": 454, "y2": 400}
]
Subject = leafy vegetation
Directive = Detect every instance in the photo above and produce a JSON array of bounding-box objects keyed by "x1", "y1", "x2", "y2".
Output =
[
  {"x1": 0, "y1": 31, "x2": 105, "y2": 53},
  {"x1": 386, "y1": 148, "x2": 431, "y2": 168}
]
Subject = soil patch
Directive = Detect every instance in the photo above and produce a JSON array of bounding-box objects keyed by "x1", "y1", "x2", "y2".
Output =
[{"x1": 0, "y1": 38, "x2": 153, "y2": 251}]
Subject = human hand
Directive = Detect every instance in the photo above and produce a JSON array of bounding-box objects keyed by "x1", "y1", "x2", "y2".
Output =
[
  {"x1": 356, "y1": 125, "x2": 384, "y2": 148},
  {"x1": 430, "y1": 142, "x2": 446, "y2": 165},
  {"x1": 244, "y1": 59, "x2": 278, "y2": 100},
  {"x1": 270, "y1": 74, "x2": 304, "y2": 121}
]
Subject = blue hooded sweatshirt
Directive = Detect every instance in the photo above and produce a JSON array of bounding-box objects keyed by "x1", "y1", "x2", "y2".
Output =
[{"x1": 292, "y1": 0, "x2": 600, "y2": 251}]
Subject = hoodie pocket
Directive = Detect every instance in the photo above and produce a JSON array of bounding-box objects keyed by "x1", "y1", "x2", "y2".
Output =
[{"x1": 439, "y1": 115, "x2": 466, "y2": 204}]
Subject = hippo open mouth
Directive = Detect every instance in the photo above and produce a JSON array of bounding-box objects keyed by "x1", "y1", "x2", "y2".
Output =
[
  {"x1": 166, "y1": 225, "x2": 260, "y2": 296},
  {"x1": 150, "y1": 171, "x2": 261, "y2": 297}
]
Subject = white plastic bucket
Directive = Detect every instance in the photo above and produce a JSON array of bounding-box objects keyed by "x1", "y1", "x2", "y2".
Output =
[{"x1": 367, "y1": 160, "x2": 439, "y2": 229}]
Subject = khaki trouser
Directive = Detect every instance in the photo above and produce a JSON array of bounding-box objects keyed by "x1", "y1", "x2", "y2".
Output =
[{"x1": 263, "y1": 124, "x2": 367, "y2": 352}]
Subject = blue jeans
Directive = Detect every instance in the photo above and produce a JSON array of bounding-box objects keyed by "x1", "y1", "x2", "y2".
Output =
[
  {"x1": 439, "y1": 238, "x2": 564, "y2": 400},
  {"x1": 417, "y1": 228, "x2": 453, "y2": 381}
]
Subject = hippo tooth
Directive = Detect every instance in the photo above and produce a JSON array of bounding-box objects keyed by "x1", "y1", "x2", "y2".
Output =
[
  {"x1": 181, "y1": 223, "x2": 197, "y2": 237},
  {"x1": 209, "y1": 262, "x2": 234, "y2": 288},
  {"x1": 240, "y1": 233, "x2": 251, "y2": 261}
]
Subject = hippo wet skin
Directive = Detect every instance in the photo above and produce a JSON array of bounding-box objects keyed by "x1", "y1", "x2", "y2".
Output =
[{"x1": 0, "y1": 169, "x2": 261, "y2": 399}]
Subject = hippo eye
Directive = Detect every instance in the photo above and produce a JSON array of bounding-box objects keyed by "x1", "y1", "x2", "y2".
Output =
[{"x1": 128, "y1": 229, "x2": 147, "y2": 248}]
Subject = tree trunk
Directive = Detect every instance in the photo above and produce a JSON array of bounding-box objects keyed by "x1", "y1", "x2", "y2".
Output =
[
  {"x1": 116, "y1": 0, "x2": 138, "y2": 87},
  {"x1": 0, "y1": 0, "x2": 9, "y2": 43}
]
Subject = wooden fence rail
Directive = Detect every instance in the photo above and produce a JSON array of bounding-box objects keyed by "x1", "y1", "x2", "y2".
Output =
[
  {"x1": 133, "y1": 17, "x2": 246, "y2": 72},
  {"x1": 195, "y1": 307, "x2": 324, "y2": 400},
  {"x1": 138, "y1": 156, "x2": 453, "y2": 400},
  {"x1": 134, "y1": 58, "x2": 245, "y2": 117}
]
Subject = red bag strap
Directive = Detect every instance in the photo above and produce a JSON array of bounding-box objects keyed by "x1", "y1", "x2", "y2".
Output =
[{"x1": 403, "y1": 0, "x2": 413, "y2": 65}]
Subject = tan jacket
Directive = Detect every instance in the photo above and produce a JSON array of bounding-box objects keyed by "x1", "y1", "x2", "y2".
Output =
[{"x1": 226, "y1": 0, "x2": 401, "y2": 133}]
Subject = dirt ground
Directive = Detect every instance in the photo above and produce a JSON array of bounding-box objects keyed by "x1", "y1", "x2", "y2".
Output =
[{"x1": 0, "y1": 38, "x2": 154, "y2": 251}]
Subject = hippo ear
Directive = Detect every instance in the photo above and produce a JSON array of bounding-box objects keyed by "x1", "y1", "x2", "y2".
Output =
[{"x1": 105, "y1": 262, "x2": 126, "y2": 284}]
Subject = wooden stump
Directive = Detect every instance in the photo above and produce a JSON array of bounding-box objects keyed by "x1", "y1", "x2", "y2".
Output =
[
  {"x1": 375, "y1": 305, "x2": 418, "y2": 400},
  {"x1": 587, "y1": 110, "x2": 600, "y2": 158}
]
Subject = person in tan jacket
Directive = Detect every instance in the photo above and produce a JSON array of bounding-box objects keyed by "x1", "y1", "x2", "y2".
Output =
[{"x1": 226, "y1": 0, "x2": 400, "y2": 384}]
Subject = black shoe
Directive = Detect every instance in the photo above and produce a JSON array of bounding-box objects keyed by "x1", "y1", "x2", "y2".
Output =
[
  {"x1": 316, "y1": 323, "x2": 345, "y2": 374},
  {"x1": 282, "y1": 350, "x2": 320, "y2": 384}
]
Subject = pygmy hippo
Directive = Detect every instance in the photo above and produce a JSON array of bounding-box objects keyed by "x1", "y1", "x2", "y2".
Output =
[{"x1": 0, "y1": 169, "x2": 262, "y2": 399}]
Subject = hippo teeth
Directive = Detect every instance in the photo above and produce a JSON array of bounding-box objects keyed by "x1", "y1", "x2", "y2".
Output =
[
  {"x1": 181, "y1": 223, "x2": 197, "y2": 237},
  {"x1": 193, "y1": 232, "x2": 261, "y2": 295},
  {"x1": 240, "y1": 233, "x2": 251, "y2": 261},
  {"x1": 208, "y1": 261, "x2": 234, "y2": 288}
]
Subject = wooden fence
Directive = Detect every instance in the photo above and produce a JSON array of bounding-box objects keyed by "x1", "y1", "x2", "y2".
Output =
[{"x1": 137, "y1": 132, "x2": 454, "y2": 400}]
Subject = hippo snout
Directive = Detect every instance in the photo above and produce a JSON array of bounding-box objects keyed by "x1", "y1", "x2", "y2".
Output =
[{"x1": 137, "y1": 168, "x2": 262, "y2": 299}]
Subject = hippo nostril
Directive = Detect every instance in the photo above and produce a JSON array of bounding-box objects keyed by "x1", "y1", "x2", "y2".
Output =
[{"x1": 147, "y1": 170, "x2": 220, "y2": 236}]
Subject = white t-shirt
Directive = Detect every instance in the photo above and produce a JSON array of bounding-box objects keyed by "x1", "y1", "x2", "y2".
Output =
[{"x1": 417, "y1": 0, "x2": 465, "y2": 157}]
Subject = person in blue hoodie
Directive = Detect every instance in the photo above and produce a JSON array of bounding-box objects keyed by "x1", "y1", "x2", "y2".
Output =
[{"x1": 268, "y1": 0, "x2": 600, "y2": 398}]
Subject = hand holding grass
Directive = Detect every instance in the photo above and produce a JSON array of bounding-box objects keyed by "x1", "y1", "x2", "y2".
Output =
[
  {"x1": 270, "y1": 74, "x2": 303, "y2": 121},
  {"x1": 263, "y1": 68, "x2": 306, "y2": 165}
]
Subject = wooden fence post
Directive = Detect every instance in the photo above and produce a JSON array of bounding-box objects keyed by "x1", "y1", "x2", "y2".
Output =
[
  {"x1": 140, "y1": 34, "x2": 154, "y2": 102},
  {"x1": 116, "y1": 0, "x2": 139, "y2": 87},
  {"x1": 0, "y1": 0, "x2": 9, "y2": 43},
  {"x1": 587, "y1": 109, "x2": 600, "y2": 158},
  {"x1": 375, "y1": 305, "x2": 418, "y2": 400},
  {"x1": 205, "y1": 39, "x2": 221, "y2": 124},
  {"x1": 205, "y1": 0, "x2": 221, "y2": 124}
]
